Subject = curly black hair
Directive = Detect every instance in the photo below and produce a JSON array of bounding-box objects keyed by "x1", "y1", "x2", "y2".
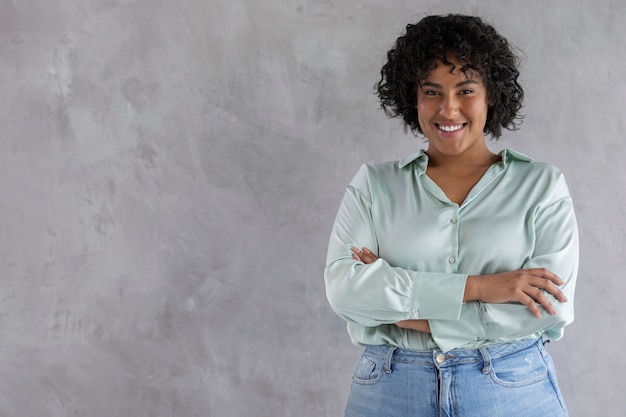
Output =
[{"x1": 376, "y1": 14, "x2": 524, "y2": 138}]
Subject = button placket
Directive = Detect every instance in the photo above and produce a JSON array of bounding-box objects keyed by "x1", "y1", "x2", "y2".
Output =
[{"x1": 447, "y1": 209, "x2": 460, "y2": 271}]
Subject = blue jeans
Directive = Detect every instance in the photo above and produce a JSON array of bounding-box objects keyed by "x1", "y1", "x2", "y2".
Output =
[{"x1": 345, "y1": 338, "x2": 568, "y2": 417}]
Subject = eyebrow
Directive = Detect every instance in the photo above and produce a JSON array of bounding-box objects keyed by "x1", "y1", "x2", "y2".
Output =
[{"x1": 420, "y1": 79, "x2": 479, "y2": 89}]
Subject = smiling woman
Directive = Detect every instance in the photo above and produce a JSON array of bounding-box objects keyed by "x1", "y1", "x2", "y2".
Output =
[
  {"x1": 324, "y1": 14, "x2": 578, "y2": 417},
  {"x1": 416, "y1": 59, "x2": 491, "y2": 167},
  {"x1": 376, "y1": 14, "x2": 523, "y2": 140}
]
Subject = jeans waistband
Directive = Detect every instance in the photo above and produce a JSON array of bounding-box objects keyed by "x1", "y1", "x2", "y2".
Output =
[{"x1": 363, "y1": 337, "x2": 543, "y2": 368}]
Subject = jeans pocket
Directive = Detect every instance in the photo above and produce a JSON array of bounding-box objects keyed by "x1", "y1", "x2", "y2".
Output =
[
  {"x1": 489, "y1": 346, "x2": 549, "y2": 387},
  {"x1": 352, "y1": 353, "x2": 386, "y2": 385}
]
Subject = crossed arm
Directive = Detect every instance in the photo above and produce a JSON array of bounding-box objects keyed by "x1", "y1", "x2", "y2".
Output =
[{"x1": 351, "y1": 247, "x2": 568, "y2": 334}]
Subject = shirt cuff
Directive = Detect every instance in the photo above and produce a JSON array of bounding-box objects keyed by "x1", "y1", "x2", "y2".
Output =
[
  {"x1": 408, "y1": 271, "x2": 468, "y2": 320},
  {"x1": 429, "y1": 301, "x2": 489, "y2": 352}
]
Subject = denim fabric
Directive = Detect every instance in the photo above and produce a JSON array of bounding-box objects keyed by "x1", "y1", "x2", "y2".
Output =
[{"x1": 344, "y1": 338, "x2": 568, "y2": 417}]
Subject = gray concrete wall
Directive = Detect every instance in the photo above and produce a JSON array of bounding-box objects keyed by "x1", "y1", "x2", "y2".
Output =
[{"x1": 0, "y1": 0, "x2": 622, "y2": 416}]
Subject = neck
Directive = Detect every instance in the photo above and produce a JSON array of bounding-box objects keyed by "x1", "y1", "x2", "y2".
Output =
[{"x1": 425, "y1": 143, "x2": 499, "y2": 170}]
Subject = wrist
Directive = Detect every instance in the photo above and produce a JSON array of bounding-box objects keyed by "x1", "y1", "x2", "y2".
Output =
[{"x1": 464, "y1": 275, "x2": 481, "y2": 302}]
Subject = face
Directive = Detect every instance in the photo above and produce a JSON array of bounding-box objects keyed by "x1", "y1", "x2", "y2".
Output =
[{"x1": 416, "y1": 58, "x2": 490, "y2": 159}]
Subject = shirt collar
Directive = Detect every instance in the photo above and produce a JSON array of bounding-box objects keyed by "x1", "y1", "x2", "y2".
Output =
[
  {"x1": 399, "y1": 148, "x2": 533, "y2": 172},
  {"x1": 399, "y1": 150, "x2": 428, "y2": 172},
  {"x1": 499, "y1": 148, "x2": 534, "y2": 164}
]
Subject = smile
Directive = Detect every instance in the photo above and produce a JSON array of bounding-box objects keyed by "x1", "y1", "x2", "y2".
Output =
[{"x1": 437, "y1": 124, "x2": 464, "y2": 132}]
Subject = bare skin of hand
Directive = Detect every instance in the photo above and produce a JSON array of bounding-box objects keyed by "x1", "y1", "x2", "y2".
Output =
[
  {"x1": 464, "y1": 270, "x2": 567, "y2": 318},
  {"x1": 351, "y1": 247, "x2": 431, "y2": 333},
  {"x1": 351, "y1": 246, "x2": 379, "y2": 264},
  {"x1": 352, "y1": 246, "x2": 567, "y2": 323}
]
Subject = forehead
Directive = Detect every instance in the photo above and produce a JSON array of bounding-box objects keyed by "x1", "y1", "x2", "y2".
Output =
[{"x1": 422, "y1": 57, "x2": 483, "y2": 82}]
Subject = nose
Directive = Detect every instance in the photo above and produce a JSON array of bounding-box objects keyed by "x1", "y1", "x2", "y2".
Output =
[{"x1": 439, "y1": 94, "x2": 459, "y2": 117}]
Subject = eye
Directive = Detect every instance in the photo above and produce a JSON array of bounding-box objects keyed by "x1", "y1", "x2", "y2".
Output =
[
  {"x1": 423, "y1": 90, "x2": 439, "y2": 96},
  {"x1": 459, "y1": 89, "x2": 474, "y2": 95}
]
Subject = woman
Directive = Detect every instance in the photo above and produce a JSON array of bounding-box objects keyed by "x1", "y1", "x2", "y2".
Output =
[{"x1": 324, "y1": 14, "x2": 578, "y2": 417}]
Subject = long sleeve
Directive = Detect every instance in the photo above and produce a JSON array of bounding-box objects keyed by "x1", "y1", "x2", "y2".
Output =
[
  {"x1": 324, "y1": 166, "x2": 468, "y2": 328},
  {"x1": 324, "y1": 149, "x2": 579, "y2": 353},
  {"x1": 429, "y1": 172, "x2": 579, "y2": 351},
  {"x1": 482, "y1": 191, "x2": 579, "y2": 340}
]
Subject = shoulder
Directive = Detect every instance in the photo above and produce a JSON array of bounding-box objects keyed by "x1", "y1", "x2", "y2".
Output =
[
  {"x1": 504, "y1": 148, "x2": 561, "y2": 175},
  {"x1": 357, "y1": 150, "x2": 424, "y2": 180},
  {"x1": 349, "y1": 156, "x2": 415, "y2": 197},
  {"x1": 504, "y1": 149, "x2": 571, "y2": 201},
  {"x1": 359, "y1": 159, "x2": 408, "y2": 177}
]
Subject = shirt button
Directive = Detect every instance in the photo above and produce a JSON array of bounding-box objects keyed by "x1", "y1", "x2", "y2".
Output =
[
  {"x1": 435, "y1": 354, "x2": 446, "y2": 363},
  {"x1": 449, "y1": 257, "x2": 456, "y2": 264},
  {"x1": 412, "y1": 310, "x2": 420, "y2": 318},
  {"x1": 450, "y1": 218, "x2": 458, "y2": 224}
]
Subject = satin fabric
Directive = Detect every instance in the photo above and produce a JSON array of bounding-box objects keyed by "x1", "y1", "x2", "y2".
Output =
[{"x1": 325, "y1": 148, "x2": 579, "y2": 352}]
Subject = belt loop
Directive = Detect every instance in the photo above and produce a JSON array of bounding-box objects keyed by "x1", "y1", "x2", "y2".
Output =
[
  {"x1": 538, "y1": 337, "x2": 548, "y2": 357},
  {"x1": 479, "y1": 346, "x2": 491, "y2": 374},
  {"x1": 383, "y1": 346, "x2": 397, "y2": 373}
]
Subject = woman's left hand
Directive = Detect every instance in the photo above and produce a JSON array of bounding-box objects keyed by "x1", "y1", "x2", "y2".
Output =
[{"x1": 351, "y1": 246, "x2": 432, "y2": 334}]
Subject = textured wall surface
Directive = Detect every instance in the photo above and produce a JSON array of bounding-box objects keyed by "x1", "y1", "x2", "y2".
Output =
[{"x1": 0, "y1": 0, "x2": 623, "y2": 416}]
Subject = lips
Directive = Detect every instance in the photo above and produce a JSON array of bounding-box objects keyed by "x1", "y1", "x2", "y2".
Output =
[
  {"x1": 436, "y1": 123, "x2": 465, "y2": 133},
  {"x1": 437, "y1": 123, "x2": 464, "y2": 132}
]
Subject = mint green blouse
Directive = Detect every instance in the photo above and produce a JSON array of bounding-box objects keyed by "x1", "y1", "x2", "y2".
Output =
[{"x1": 324, "y1": 148, "x2": 579, "y2": 353}]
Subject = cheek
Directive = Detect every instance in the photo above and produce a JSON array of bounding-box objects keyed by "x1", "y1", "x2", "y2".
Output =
[
  {"x1": 416, "y1": 100, "x2": 435, "y2": 121},
  {"x1": 468, "y1": 100, "x2": 489, "y2": 119}
]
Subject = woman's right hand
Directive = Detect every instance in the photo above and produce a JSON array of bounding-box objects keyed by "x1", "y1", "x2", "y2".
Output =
[
  {"x1": 352, "y1": 246, "x2": 432, "y2": 333},
  {"x1": 464, "y1": 269, "x2": 568, "y2": 318}
]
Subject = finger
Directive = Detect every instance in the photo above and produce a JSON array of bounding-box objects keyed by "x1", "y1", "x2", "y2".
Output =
[
  {"x1": 538, "y1": 279, "x2": 568, "y2": 303},
  {"x1": 528, "y1": 277, "x2": 568, "y2": 303},
  {"x1": 361, "y1": 253, "x2": 378, "y2": 263},
  {"x1": 352, "y1": 253, "x2": 363, "y2": 262},
  {"x1": 527, "y1": 268, "x2": 564, "y2": 286},
  {"x1": 529, "y1": 287, "x2": 557, "y2": 316},
  {"x1": 519, "y1": 293, "x2": 542, "y2": 319},
  {"x1": 361, "y1": 248, "x2": 379, "y2": 262}
]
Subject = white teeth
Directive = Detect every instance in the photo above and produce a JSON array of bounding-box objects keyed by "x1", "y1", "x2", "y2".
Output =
[{"x1": 439, "y1": 124, "x2": 463, "y2": 132}]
